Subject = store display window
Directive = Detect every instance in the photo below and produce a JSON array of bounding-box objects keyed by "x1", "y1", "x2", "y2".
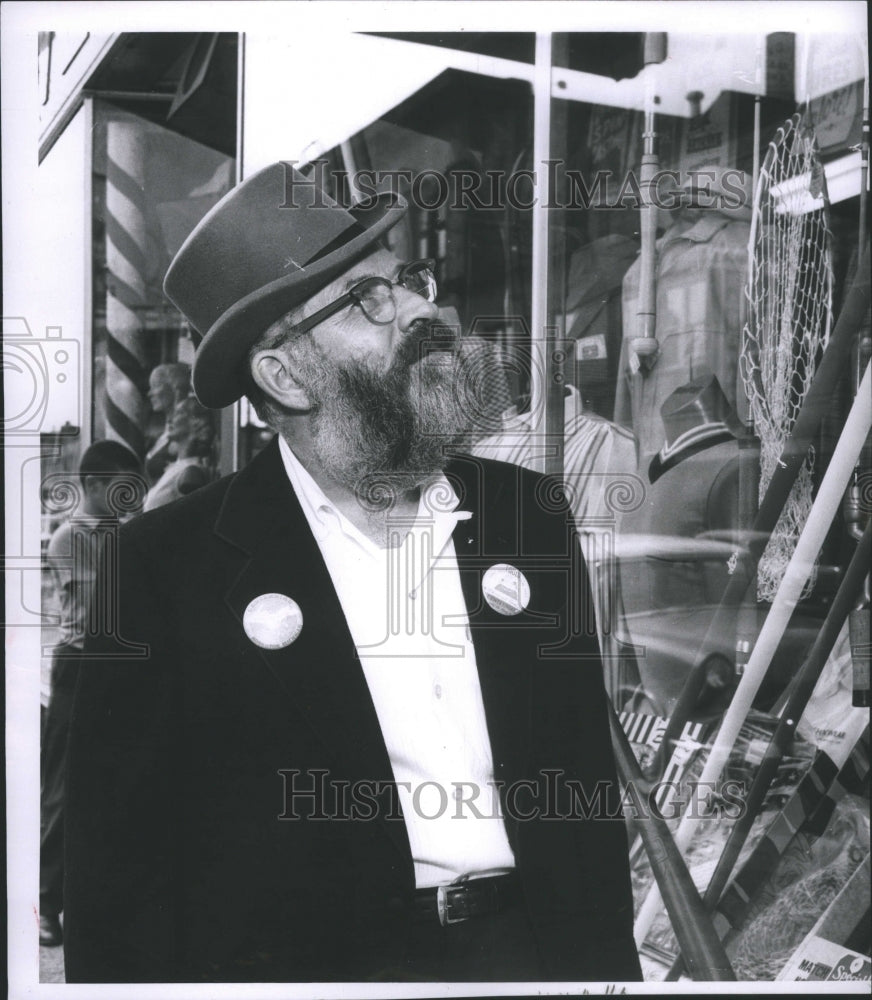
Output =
[{"x1": 259, "y1": 29, "x2": 870, "y2": 981}]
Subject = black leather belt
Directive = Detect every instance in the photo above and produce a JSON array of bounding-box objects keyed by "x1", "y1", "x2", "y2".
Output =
[{"x1": 413, "y1": 872, "x2": 522, "y2": 927}]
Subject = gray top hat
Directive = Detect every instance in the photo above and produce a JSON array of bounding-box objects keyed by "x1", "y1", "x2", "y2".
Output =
[{"x1": 164, "y1": 162, "x2": 406, "y2": 408}]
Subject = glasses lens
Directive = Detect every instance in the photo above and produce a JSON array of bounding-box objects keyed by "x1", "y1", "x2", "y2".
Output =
[
  {"x1": 399, "y1": 260, "x2": 437, "y2": 302},
  {"x1": 354, "y1": 279, "x2": 395, "y2": 325}
]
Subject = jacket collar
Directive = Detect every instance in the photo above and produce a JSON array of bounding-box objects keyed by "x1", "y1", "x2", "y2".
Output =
[{"x1": 214, "y1": 435, "x2": 291, "y2": 553}]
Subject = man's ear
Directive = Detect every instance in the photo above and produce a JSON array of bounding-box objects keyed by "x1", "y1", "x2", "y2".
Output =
[{"x1": 249, "y1": 348, "x2": 312, "y2": 411}]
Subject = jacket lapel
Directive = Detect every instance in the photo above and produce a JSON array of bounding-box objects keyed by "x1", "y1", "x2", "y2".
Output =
[
  {"x1": 215, "y1": 438, "x2": 410, "y2": 861},
  {"x1": 446, "y1": 455, "x2": 533, "y2": 825}
]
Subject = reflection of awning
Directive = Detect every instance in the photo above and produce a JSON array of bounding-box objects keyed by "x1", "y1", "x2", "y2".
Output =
[
  {"x1": 86, "y1": 33, "x2": 237, "y2": 156},
  {"x1": 243, "y1": 34, "x2": 472, "y2": 172},
  {"x1": 370, "y1": 32, "x2": 536, "y2": 66},
  {"x1": 244, "y1": 30, "x2": 870, "y2": 177},
  {"x1": 567, "y1": 33, "x2": 645, "y2": 81},
  {"x1": 371, "y1": 32, "x2": 648, "y2": 81}
]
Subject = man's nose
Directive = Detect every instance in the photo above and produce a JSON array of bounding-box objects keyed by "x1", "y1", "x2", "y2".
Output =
[{"x1": 394, "y1": 283, "x2": 439, "y2": 332}]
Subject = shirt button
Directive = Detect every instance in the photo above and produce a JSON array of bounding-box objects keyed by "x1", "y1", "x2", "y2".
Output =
[
  {"x1": 434, "y1": 683, "x2": 442, "y2": 699},
  {"x1": 409, "y1": 589, "x2": 417, "y2": 600}
]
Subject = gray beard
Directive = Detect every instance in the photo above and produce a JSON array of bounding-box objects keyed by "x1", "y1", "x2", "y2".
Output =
[{"x1": 289, "y1": 335, "x2": 470, "y2": 508}]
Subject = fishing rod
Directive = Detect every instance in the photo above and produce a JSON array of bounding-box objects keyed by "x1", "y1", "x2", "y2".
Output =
[
  {"x1": 607, "y1": 704, "x2": 735, "y2": 980},
  {"x1": 635, "y1": 360, "x2": 872, "y2": 944},
  {"x1": 653, "y1": 247, "x2": 870, "y2": 775},
  {"x1": 665, "y1": 519, "x2": 872, "y2": 979}
]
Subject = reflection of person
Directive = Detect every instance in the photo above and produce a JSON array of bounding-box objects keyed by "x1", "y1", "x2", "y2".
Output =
[
  {"x1": 64, "y1": 163, "x2": 641, "y2": 984},
  {"x1": 615, "y1": 167, "x2": 752, "y2": 457},
  {"x1": 145, "y1": 362, "x2": 191, "y2": 482},
  {"x1": 143, "y1": 395, "x2": 215, "y2": 511},
  {"x1": 619, "y1": 373, "x2": 741, "y2": 715},
  {"x1": 40, "y1": 441, "x2": 142, "y2": 948}
]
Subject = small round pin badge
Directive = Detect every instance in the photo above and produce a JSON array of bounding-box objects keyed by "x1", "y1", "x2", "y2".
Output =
[
  {"x1": 481, "y1": 563, "x2": 531, "y2": 616},
  {"x1": 243, "y1": 593, "x2": 304, "y2": 649}
]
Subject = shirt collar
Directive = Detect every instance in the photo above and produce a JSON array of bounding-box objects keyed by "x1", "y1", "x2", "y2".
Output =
[
  {"x1": 659, "y1": 212, "x2": 732, "y2": 250},
  {"x1": 278, "y1": 435, "x2": 471, "y2": 551},
  {"x1": 278, "y1": 434, "x2": 335, "y2": 542},
  {"x1": 496, "y1": 384, "x2": 584, "y2": 430}
]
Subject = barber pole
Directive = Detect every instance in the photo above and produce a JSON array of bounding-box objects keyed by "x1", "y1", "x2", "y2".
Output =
[{"x1": 104, "y1": 121, "x2": 150, "y2": 457}]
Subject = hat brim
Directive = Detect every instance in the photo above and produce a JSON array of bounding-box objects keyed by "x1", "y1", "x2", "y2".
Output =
[
  {"x1": 192, "y1": 193, "x2": 405, "y2": 408},
  {"x1": 648, "y1": 426, "x2": 739, "y2": 484}
]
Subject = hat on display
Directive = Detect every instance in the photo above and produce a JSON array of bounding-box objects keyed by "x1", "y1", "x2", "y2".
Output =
[
  {"x1": 164, "y1": 161, "x2": 406, "y2": 408},
  {"x1": 680, "y1": 164, "x2": 753, "y2": 221},
  {"x1": 648, "y1": 372, "x2": 744, "y2": 483}
]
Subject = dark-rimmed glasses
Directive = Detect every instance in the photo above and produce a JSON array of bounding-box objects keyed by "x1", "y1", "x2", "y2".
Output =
[{"x1": 293, "y1": 259, "x2": 437, "y2": 334}]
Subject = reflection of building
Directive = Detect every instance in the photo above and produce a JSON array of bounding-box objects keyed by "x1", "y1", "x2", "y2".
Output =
[{"x1": 37, "y1": 33, "x2": 238, "y2": 475}]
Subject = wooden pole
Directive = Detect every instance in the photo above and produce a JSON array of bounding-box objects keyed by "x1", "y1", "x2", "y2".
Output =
[
  {"x1": 630, "y1": 33, "x2": 667, "y2": 366},
  {"x1": 634, "y1": 361, "x2": 872, "y2": 944},
  {"x1": 654, "y1": 248, "x2": 871, "y2": 773},
  {"x1": 666, "y1": 520, "x2": 872, "y2": 979},
  {"x1": 608, "y1": 706, "x2": 735, "y2": 980}
]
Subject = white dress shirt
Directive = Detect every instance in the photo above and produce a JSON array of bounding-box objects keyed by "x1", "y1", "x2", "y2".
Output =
[{"x1": 278, "y1": 436, "x2": 516, "y2": 887}]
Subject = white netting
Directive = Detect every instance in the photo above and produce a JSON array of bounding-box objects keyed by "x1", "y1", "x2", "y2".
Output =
[{"x1": 740, "y1": 112, "x2": 833, "y2": 602}]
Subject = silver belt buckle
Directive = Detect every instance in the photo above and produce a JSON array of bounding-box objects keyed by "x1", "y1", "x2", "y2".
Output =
[
  {"x1": 436, "y1": 882, "x2": 468, "y2": 926},
  {"x1": 436, "y1": 884, "x2": 453, "y2": 926}
]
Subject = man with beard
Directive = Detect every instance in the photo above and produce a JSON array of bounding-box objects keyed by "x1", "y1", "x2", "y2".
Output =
[{"x1": 63, "y1": 163, "x2": 641, "y2": 985}]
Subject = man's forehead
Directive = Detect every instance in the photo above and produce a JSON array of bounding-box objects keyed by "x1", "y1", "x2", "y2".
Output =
[
  {"x1": 337, "y1": 248, "x2": 400, "y2": 287},
  {"x1": 318, "y1": 249, "x2": 399, "y2": 299}
]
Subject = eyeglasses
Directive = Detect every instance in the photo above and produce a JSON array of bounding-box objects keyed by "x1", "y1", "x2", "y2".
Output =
[{"x1": 293, "y1": 259, "x2": 437, "y2": 334}]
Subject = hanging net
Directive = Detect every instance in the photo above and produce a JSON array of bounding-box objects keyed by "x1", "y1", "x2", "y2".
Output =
[{"x1": 740, "y1": 112, "x2": 834, "y2": 602}]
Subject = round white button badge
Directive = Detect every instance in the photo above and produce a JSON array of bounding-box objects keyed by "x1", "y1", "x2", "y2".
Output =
[
  {"x1": 243, "y1": 593, "x2": 304, "y2": 649},
  {"x1": 481, "y1": 563, "x2": 531, "y2": 616}
]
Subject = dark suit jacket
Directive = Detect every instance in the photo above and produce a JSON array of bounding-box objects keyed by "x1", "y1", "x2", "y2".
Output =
[{"x1": 63, "y1": 439, "x2": 641, "y2": 983}]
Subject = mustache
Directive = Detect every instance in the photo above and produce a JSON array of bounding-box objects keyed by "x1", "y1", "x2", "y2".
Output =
[{"x1": 392, "y1": 319, "x2": 459, "y2": 371}]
